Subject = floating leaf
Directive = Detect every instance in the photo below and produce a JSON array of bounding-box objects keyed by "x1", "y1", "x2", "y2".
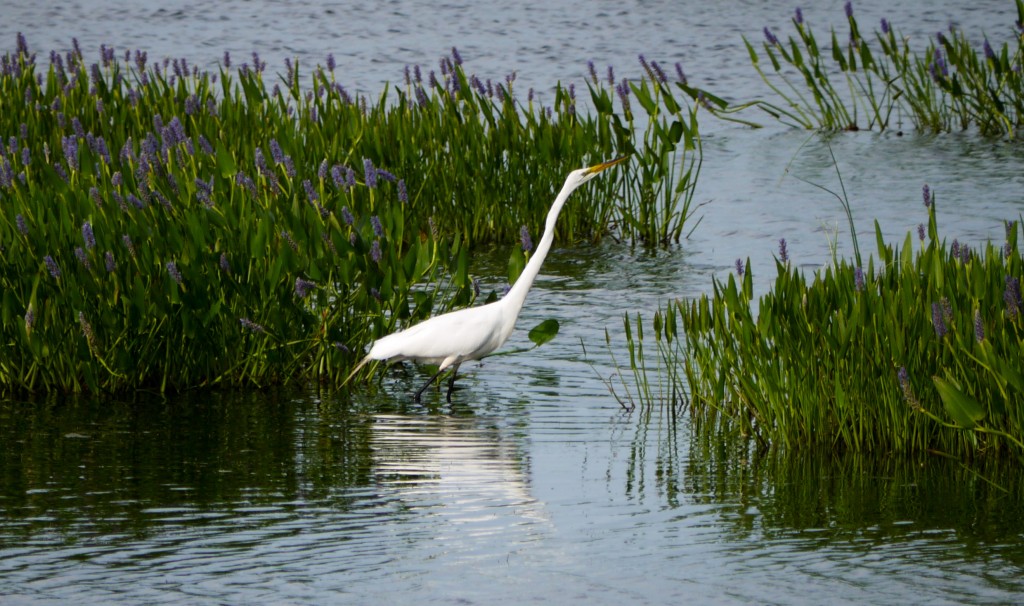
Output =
[{"x1": 528, "y1": 318, "x2": 559, "y2": 348}]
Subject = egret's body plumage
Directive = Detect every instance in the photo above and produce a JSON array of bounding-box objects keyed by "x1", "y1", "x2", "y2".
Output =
[{"x1": 349, "y1": 157, "x2": 626, "y2": 402}]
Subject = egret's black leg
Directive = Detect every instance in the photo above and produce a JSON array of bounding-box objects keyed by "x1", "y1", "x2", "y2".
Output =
[
  {"x1": 413, "y1": 367, "x2": 446, "y2": 403},
  {"x1": 445, "y1": 364, "x2": 461, "y2": 403}
]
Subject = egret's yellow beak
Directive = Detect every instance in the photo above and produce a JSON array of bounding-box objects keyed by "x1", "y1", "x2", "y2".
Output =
[{"x1": 584, "y1": 156, "x2": 628, "y2": 175}]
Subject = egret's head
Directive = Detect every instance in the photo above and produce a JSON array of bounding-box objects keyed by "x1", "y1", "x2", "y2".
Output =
[{"x1": 571, "y1": 156, "x2": 628, "y2": 188}]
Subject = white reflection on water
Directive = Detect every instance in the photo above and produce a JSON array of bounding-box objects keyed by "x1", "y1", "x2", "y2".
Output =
[{"x1": 368, "y1": 413, "x2": 549, "y2": 545}]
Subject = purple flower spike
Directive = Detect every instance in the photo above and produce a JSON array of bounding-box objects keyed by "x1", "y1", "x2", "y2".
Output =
[
  {"x1": 82, "y1": 222, "x2": 95, "y2": 249},
  {"x1": 854, "y1": 265, "x2": 864, "y2": 291},
  {"x1": 844, "y1": 1, "x2": 853, "y2": 18},
  {"x1": 75, "y1": 247, "x2": 90, "y2": 268},
  {"x1": 54, "y1": 163, "x2": 70, "y2": 183},
  {"x1": 303, "y1": 179, "x2": 318, "y2": 203},
  {"x1": 122, "y1": 234, "x2": 135, "y2": 257},
  {"x1": 198, "y1": 135, "x2": 213, "y2": 155},
  {"x1": 795, "y1": 8, "x2": 804, "y2": 24},
  {"x1": 219, "y1": 252, "x2": 230, "y2": 273},
  {"x1": 917, "y1": 223, "x2": 926, "y2": 241},
  {"x1": 650, "y1": 60, "x2": 667, "y2": 83},
  {"x1": 371, "y1": 215, "x2": 384, "y2": 237},
  {"x1": 974, "y1": 309, "x2": 985, "y2": 342},
  {"x1": 363, "y1": 157, "x2": 377, "y2": 188},
  {"x1": 778, "y1": 238, "x2": 789, "y2": 263},
  {"x1": 370, "y1": 239, "x2": 382, "y2": 263},
  {"x1": 1005, "y1": 276, "x2": 1022, "y2": 318},
  {"x1": 269, "y1": 139, "x2": 284, "y2": 164},
  {"x1": 881, "y1": 18, "x2": 890, "y2": 34},
  {"x1": 616, "y1": 79, "x2": 631, "y2": 114},
  {"x1": 520, "y1": 225, "x2": 533, "y2": 252},
  {"x1": 78, "y1": 312, "x2": 96, "y2": 349},
  {"x1": 331, "y1": 164, "x2": 346, "y2": 189},
  {"x1": 735, "y1": 258, "x2": 744, "y2": 276},
  {"x1": 295, "y1": 276, "x2": 316, "y2": 298},
  {"x1": 922, "y1": 184, "x2": 932, "y2": 207},
  {"x1": 326, "y1": 53, "x2": 336, "y2": 71},
  {"x1": 240, "y1": 317, "x2": 265, "y2": 333},
  {"x1": 166, "y1": 261, "x2": 183, "y2": 284},
  {"x1": 672, "y1": 63, "x2": 687, "y2": 87},
  {"x1": 44, "y1": 255, "x2": 61, "y2": 278},
  {"x1": 341, "y1": 207, "x2": 354, "y2": 225},
  {"x1": 281, "y1": 230, "x2": 298, "y2": 252},
  {"x1": 62, "y1": 135, "x2": 78, "y2": 171},
  {"x1": 105, "y1": 251, "x2": 116, "y2": 272},
  {"x1": 931, "y1": 301, "x2": 947, "y2": 337},
  {"x1": 639, "y1": 54, "x2": 652, "y2": 78},
  {"x1": 398, "y1": 179, "x2": 408, "y2": 204},
  {"x1": 930, "y1": 49, "x2": 949, "y2": 81},
  {"x1": 764, "y1": 27, "x2": 779, "y2": 46},
  {"x1": 16, "y1": 214, "x2": 27, "y2": 236}
]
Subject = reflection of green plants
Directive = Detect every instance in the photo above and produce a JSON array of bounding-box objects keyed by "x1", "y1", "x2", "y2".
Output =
[
  {"x1": 685, "y1": 430, "x2": 1024, "y2": 538},
  {"x1": 740, "y1": 1, "x2": 1024, "y2": 137},
  {"x1": 0, "y1": 37, "x2": 701, "y2": 393},
  {"x1": 628, "y1": 195, "x2": 1023, "y2": 459}
]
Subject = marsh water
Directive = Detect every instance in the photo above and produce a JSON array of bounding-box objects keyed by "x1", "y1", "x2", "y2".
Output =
[{"x1": 3, "y1": 0, "x2": 1024, "y2": 603}]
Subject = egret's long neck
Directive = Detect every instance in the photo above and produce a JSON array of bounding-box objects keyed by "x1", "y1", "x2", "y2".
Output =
[{"x1": 501, "y1": 180, "x2": 576, "y2": 314}]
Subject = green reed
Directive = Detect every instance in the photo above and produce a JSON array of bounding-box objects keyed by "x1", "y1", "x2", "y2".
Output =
[
  {"x1": 740, "y1": 1, "x2": 1024, "y2": 137},
  {"x1": 0, "y1": 37, "x2": 701, "y2": 393},
  {"x1": 626, "y1": 199, "x2": 1023, "y2": 459}
]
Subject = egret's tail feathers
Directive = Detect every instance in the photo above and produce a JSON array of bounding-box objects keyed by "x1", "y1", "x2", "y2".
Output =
[{"x1": 343, "y1": 354, "x2": 373, "y2": 387}]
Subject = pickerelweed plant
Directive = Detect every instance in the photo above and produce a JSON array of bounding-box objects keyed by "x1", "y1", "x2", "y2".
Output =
[
  {"x1": 625, "y1": 196, "x2": 1023, "y2": 460},
  {"x1": 740, "y1": 0, "x2": 1024, "y2": 137},
  {"x1": 0, "y1": 36, "x2": 701, "y2": 393}
]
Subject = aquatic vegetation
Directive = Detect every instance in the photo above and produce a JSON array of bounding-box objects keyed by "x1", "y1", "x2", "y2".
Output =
[
  {"x1": 738, "y1": 0, "x2": 1024, "y2": 137},
  {"x1": 0, "y1": 36, "x2": 700, "y2": 393},
  {"x1": 626, "y1": 199, "x2": 1024, "y2": 459}
]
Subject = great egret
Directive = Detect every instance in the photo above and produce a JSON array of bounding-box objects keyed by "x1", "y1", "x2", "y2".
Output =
[{"x1": 347, "y1": 156, "x2": 627, "y2": 402}]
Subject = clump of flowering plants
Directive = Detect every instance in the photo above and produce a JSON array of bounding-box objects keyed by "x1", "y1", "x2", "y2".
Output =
[
  {"x1": 0, "y1": 36, "x2": 469, "y2": 393},
  {"x1": 741, "y1": 0, "x2": 1024, "y2": 137},
  {"x1": 621, "y1": 192, "x2": 1024, "y2": 460},
  {"x1": 0, "y1": 35, "x2": 701, "y2": 393}
]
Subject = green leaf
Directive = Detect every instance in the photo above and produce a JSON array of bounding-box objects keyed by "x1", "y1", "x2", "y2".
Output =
[
  {"x1": 933, "y1": 375, "x2": 986, "y2": 429},
  {"x1": 528, "y1": 318, "x2": 560, "y2": 347},
  {"x1": 215, "y1": 142, "x2": 237, "y2": 178},
  {"x1": 507, "y1": 246, "x2": 525, "y2": 285}
]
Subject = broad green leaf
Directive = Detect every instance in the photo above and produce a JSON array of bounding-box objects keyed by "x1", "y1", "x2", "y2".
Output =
[
  {"x1": 527, "y1": 318, "x2": 559, "y2": 348},
  {"x1": 216, "y1": 143, "x2": 237, "y2": 178},
  {"x1": 933, "y1": 375, "x2": 986, "y2": 429}
]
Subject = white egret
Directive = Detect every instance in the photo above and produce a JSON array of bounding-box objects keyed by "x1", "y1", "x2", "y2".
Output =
[{"x1": 347, "y1": 156, "x2": 627, "y2": 402}]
